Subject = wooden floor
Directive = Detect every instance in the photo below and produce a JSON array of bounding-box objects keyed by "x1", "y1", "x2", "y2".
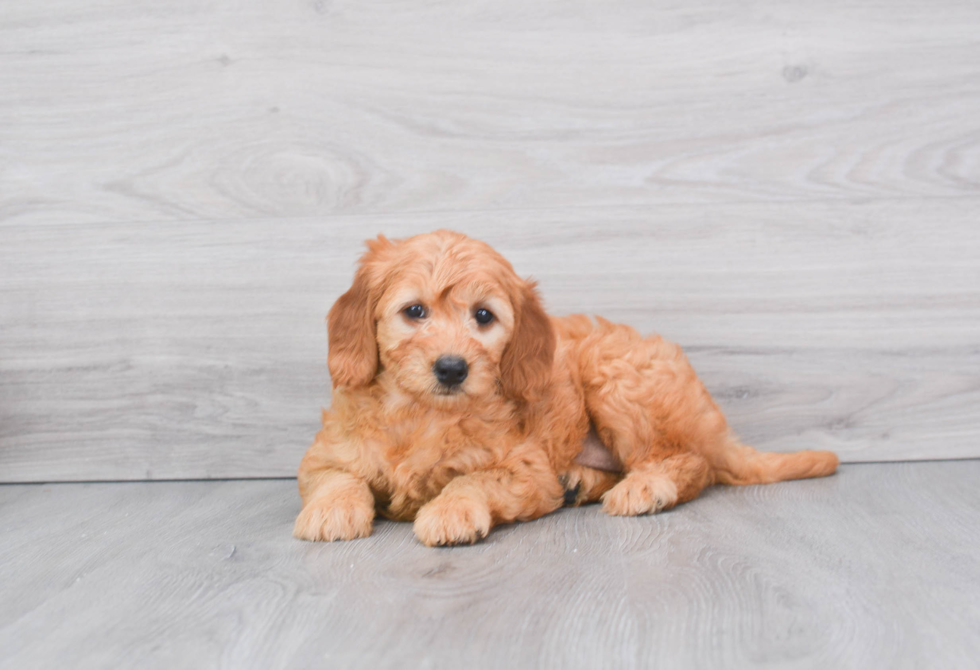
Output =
[{"x1": 2, "y1": 461, "x2": 978, "y2": 669}]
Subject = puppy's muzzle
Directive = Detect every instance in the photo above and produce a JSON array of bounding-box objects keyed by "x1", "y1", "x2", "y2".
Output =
[{"x1": 433, "y1": 356, "x2": 468, "y2": 388}]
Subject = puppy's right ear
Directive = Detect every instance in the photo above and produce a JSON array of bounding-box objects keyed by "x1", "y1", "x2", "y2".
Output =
[
  {"x1": 328, "y1": 240, "x2": 389, "y2": 389},
  {"x1": 327, "y1": 265, "x2": 376, "y2": 389}
]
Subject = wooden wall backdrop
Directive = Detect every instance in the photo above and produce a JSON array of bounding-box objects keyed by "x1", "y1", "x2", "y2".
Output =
[{"x1": 1, "y1": 0, "x2": 978, "y2": 482}]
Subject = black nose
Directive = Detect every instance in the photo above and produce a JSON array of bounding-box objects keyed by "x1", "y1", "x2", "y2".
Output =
[{"x1": 433, "y1": 356, "x2": 468, "y2": 387}]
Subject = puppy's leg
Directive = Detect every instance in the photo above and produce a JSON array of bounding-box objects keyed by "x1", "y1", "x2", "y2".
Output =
[
  {"x1": 413, "y1": 455, "x2": 563, "y2": 546},
  {"x1": 601, "y1": 452, "x2": 712, "y2": 516},
  {"x1": 560, "y1": 465, "x2": 621, "y2": 506},
  {"x1": 294, "y1": 466, "x2": 375, "y2": 542},
  {"x1": 577, "y1": 321, "x2": 729, "y2": 514}
]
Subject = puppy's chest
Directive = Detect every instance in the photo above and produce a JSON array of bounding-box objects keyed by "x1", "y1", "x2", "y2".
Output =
[{"x1": 371, "y1": 417, "x2": 503, "y2": 517}]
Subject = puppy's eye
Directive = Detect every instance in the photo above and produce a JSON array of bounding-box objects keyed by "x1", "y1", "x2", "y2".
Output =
[
  {"x1": 474, "y1": 308, "x2": 494, "y2": 325},
  {"x1": 404, "y1": 304, "x2": 426, "y2": 319}
]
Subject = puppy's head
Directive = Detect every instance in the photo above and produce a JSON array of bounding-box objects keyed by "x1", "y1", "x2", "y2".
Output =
[{"x1": 327, "y1": 230, "x2": 555, "y2": 406}]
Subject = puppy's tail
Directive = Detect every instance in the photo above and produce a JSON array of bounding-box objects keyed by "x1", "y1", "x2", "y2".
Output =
[{"x1": 711, "y1": 437, "x2": 839, "y2": 486}]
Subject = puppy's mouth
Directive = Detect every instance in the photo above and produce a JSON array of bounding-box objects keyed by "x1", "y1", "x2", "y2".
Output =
[{"x1": 432, "y1": 385, "x2": 465, "y2": 397}]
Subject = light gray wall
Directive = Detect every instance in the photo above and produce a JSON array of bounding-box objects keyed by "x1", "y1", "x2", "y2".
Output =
[{"x1": 2, "y1": 0, "x2": 978, "y2": 481}]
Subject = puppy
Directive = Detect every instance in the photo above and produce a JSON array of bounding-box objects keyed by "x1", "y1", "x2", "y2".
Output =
[{"x1": 294, "y1": 231, "x2": 838, "y2": 546}]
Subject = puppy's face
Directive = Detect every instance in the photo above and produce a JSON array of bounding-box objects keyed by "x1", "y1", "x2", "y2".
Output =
[
  {"x1": 375, "y1": 271, "x2": 515, "y2": 403},
  {"x1": 327, "y1": 231, "x2": 555, "y2": 406}
]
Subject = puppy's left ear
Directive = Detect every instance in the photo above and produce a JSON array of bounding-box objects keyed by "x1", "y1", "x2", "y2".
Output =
[{"x1": 500, "y1": 281, "x2": 556, "y2": 403}]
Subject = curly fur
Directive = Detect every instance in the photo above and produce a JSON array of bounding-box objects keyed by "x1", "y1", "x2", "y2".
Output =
[{"x1": 294, "y1": 230, "x2": 839, "y2": 546}]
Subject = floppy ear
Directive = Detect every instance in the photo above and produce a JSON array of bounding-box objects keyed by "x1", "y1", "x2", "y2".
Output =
[
  {"x1": 327, "y1": 263, "x2": 378, "y2": 390},
  {"x1": 500, "y1": 281, "x2": 556, "y2": 403}
]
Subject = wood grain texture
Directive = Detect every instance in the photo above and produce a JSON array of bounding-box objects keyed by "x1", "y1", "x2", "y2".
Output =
[
  {"x1": 2, "y1": 202, "x2": 979, "y2": 481},
  {"x1": 2, "y1": 462, "x2": 979, "y2": 668},
  {"x1": 1, "y1": 0, "x2": 979, "y2": 224},
  {"x1": 3, "y1": 0, "x2": 980, "y2": 480}
]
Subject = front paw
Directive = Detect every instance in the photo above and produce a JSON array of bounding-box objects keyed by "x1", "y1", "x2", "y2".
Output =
[
  {"x1": 293, "y1": 494, "x2": 374, "y2": 542},
  {"x1": 413, "y1": 495, "x2": 492, "y2": 547}
]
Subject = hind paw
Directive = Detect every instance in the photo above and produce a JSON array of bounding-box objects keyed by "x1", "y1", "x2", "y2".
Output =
[{"x1": 601, "y1": 473, "x2": 678, "y2": 516}]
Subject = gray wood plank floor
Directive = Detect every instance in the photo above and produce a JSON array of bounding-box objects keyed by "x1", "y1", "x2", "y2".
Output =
[{"x1": 2, "y1": 461, "x2": 979, "y2": 669}]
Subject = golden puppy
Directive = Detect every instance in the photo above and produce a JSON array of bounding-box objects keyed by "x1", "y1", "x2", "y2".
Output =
[{"x1": 294, "y1": 230, "x2": 838, "y2": 546}]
